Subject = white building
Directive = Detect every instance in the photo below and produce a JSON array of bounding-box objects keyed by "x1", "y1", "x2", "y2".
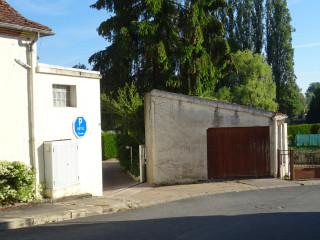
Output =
[{"x1": 0, "y1": 0, "x2": 102, "y2": 198}]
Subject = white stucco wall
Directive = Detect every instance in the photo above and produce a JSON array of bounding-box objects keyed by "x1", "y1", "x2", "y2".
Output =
[
  {"x1": 0, "y1": 34, "x2": 31, "y2": 165},
  {"x1": 0, "y1": 32, "x2": 103, "y2": 197},
  {"x1": 145, "y1": 90, "x2": 281, "y2": 184},
  {"x1": 35, "y1": 63, "x2": 102, "y2": 196}
]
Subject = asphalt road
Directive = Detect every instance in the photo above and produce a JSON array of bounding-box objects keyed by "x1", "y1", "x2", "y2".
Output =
[{"x1": 1, "y1": 186, "x2": 320, "y2": 240}]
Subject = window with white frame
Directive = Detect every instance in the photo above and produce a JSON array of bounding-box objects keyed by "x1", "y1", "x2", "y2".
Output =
[{"x1": 52, "y1": 84, "x2": 77, "y2": 107}]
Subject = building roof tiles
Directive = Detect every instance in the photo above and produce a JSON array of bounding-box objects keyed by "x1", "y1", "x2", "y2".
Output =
[{"x1": 0, "y1": 0, "x2": 52, "y2": 32}]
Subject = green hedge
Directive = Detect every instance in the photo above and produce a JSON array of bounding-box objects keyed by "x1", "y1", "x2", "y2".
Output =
[
  {"x1": 288, "y1": 123, "x2": 320, "y2": 146},
  {"x1": 116, "y1": 133, "x2": 140, "y2": 177},
  {"x1": 0, "y1": 161, "x2": 38, "y2": 206},
  {"x1": 288, "y1": 123, "x2": 320, "y2": 135},
  {"x1": 101, "y1": 132, "x2": 118, "y2": 160},
  {"x1": 101, "y1": 132, "x2": 140, "y2": 176}
]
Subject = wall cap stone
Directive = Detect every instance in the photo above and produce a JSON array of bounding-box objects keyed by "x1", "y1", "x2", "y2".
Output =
[{"x1": 147, "y1": 89, "x2": 287, "y2": 119}]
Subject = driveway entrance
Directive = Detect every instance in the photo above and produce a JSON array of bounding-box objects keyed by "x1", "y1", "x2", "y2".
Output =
[
  {"x1": 207, "y1": 127, "x2": 271, "y2": 179},
  {"x1": 102, "y1": 159, "x2": 138, "y2": 195}
]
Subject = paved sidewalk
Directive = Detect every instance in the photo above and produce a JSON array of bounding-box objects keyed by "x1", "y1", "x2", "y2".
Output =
[{"x1": 1, "y1": 178, "x2": 319, "y2": 231}]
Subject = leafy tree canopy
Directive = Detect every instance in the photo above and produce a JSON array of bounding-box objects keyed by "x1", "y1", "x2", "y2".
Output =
[
  {"x1": 231, "y1": 50, "x2": 277, "y2": 111},
  {"x1": 206, "y1": 49, "x2": 278, "y2": 111},
  {"x1": 101, "y1": 82, "x2": 144, "y2": 144},
  {"x1": 306, "y1": 82, "x2": 320, "y2": 106}
]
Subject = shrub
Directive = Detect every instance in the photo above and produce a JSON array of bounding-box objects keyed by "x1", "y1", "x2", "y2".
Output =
[
  {"x1": 101, "y1": 132, "x2": 118, "y2": 160},
  {"x1": 0, "y1": 161, "x2": 38, "y2": 206},
  {"x1": 116, "y1": 133, "x2": 140, "y2": 177},
  {"x1": 288, "y1": 123, "x2": 320, "y2": 136}
]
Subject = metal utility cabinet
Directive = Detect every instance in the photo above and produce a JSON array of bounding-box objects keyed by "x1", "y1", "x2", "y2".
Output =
[{"x1": 44, "y1": 140, "x2": 79, "y2": 190}]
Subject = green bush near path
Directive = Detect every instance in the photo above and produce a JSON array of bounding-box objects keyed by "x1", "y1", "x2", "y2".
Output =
[
  {"x1": 115, "y1": 133, "x2": 140, "y2": 177},
  {"x1": 101, "y1": 132, "x2": 118, "y2": 160},
  {"x1": 0, "y1": 161, "x2": 40, "y2": 206}
]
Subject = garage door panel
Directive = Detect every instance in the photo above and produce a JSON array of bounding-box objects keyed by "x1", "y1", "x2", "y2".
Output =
[{"x1": 207, "y1": 127, "x2": 270, "y2": 179}]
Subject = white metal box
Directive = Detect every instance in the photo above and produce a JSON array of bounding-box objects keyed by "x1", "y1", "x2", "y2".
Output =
[{"x1": 44, "y1": 140, "x2": 79, "y2": 189}]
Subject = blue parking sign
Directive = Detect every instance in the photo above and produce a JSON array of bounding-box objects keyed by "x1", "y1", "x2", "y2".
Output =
[{"x1": 73, "y1": 116, "x2": 87, "y2": 138}]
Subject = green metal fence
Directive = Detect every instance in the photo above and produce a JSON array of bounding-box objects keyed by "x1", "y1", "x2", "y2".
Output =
[{"x1": 295, "y1": 134, "x2": 320, "y2": 146}]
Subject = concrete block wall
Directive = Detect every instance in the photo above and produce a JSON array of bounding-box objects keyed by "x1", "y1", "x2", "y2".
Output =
[{"x1": 145, "y1": 90, "x2": 279, "y2": 184}]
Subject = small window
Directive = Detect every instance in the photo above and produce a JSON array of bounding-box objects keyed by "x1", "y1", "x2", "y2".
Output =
[{"x1": 52, "y1": 84, "x2": 77, "y2": 107}]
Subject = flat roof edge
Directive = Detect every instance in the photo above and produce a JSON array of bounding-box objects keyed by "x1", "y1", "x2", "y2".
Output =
[{"x1": 36, "y1": 63, "x2": 102, "y2": 79}]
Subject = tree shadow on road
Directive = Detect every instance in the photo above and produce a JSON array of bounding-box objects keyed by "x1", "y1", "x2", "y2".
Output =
[{"x1": 1, "y1": 212, "x2": 319, "y2": 240}]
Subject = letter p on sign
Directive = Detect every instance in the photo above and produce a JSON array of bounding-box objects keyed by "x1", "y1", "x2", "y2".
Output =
[{"x1": 73, "y1": 116, "x2": 87, "y2": 138}]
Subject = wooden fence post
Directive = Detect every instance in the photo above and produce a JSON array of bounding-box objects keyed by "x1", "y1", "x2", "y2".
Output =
[{"x1": 290, "y1": 148, "x2": 294, "y2": 180}]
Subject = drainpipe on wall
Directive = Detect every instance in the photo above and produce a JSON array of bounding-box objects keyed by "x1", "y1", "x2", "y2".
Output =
[{"x1": 28, "y1": 32, "x2": 40, "y2": 197}]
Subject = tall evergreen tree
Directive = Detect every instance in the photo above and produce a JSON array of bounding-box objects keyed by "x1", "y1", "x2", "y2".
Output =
[
  {"x1": 219, "y1": 0, "x2": 239, "y2": 52},
  {"x1": 220, "y1": 0, "x2": 264, "y2": 53},
  {"x1": 307, "y1": 88, "x2": 320, "y2": 123},
  {"x1": 265, "y1": 0, "x2": 299, "y2": 117},
  {"x1": 252, "y1": 0, "x2": 264, "y2": 54},
  {"x1": 235, "y1": 0, "x2": 254, "y2": 51},
  {"x1": 90, "y1": 0, "x2": 232, "y2": 96}
]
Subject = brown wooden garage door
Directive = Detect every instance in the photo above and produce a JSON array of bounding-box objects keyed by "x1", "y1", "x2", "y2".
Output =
[{"x1": 207, "y1": 127, "x2": 270, "y2": 179}]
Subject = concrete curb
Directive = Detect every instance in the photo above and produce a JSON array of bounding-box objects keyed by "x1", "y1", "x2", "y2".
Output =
[{"x1": 0, "y1": 202, "x2": 131, "y2": 231}]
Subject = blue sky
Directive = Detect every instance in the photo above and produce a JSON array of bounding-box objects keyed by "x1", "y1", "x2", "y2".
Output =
[
  {"x1": 6, "y1": 0, "x2": 320, "y2": 94},
  {"x1": 6, "y1": 0, "x2": 109, "y2": 67}
]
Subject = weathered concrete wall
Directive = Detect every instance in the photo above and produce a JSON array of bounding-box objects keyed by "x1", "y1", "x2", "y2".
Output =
[{"x1": 145, "y1": 90, "x2": 279, "y2": 184}]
